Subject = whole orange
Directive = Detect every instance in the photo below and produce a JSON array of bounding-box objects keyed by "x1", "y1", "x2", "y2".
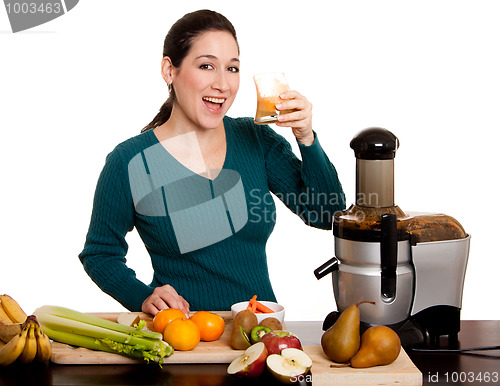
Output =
[
  {"x1": 152, "y1": 308, "x2": 186, "y2": 334},
  {"x1": 163, "y1": 318, "x2": 201, "y2": 351},
  {"x1": 189, "y1": 311, "x2": 225, "y2": 342}
]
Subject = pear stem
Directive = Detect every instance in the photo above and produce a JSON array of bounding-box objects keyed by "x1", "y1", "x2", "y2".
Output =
[{"x1": 356, "y1": 301, "x2": 375, "y2": 307}]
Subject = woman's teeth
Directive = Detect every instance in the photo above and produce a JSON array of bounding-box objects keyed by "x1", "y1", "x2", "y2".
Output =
[{"x1": 203, "y1": 97, "x2": 225, "y2": 104}]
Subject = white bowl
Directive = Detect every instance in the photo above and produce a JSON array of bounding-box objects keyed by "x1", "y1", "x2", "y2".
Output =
[{"x1": 231, "y1": 301, "x2": 285, "y2": 323}]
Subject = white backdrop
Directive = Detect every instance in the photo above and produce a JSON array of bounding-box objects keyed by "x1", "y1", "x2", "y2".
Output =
[{"x1": 1, "y1": 0, "x2": 499, "y2": 322}]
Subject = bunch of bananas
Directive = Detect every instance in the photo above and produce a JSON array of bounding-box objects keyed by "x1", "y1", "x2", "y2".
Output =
[{"x1": 0, "y1": 294, "x2": 52, "y2": 366}]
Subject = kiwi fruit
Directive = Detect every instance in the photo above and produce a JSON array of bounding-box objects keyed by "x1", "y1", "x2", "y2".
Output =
[
  {"x1": 233, "y1": 310, "x2": 258, "y2": 336},
  {"x1": 230, "y1": 325, "x2": 251, "y2": 350},
  {"x1": 230, "y1": 310, "x2": 258, "y2": 350},
  {"x1": 250, "y1": 325, "x2": 272, "y2": 343},
  {"x1": 259, "y1": 317, "x2": 282, "y2": 331}
]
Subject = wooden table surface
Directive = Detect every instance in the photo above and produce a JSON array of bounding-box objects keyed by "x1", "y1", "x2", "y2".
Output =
[{"x1": 0, "y1": 320, "x2": 498, "y2": 385}]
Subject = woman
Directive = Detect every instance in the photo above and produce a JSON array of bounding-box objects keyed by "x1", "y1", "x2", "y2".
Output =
[{"x1": 79, "y1": 9, "x2": 345, "y2": 316}]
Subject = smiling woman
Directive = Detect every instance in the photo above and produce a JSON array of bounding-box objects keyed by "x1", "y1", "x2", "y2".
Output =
[
  {"x1": 158, "y1": 30, "x2": 241, "y2": 134},
  {"x1": 78, "y1": 9, "x2": 345, "y2": 318},
  {"x1": 142, "y1": 10, "x2": 240, "y2": 133}
]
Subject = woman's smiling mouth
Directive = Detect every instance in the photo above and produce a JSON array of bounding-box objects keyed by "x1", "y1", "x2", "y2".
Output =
[{"x1": 202, "y1": 96, "x2": 226, "y2": 112}]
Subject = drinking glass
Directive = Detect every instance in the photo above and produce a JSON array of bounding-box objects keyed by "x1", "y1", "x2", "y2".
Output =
[{"x1": 253, "y1": 72, "x2": 295, "y2": 124}]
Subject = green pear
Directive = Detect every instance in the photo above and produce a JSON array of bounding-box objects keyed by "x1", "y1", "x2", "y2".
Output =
[
  {"x1": 320, "y1": 301, "x2": 374, "y2": 363},
  {"x1": 350, "y1": 325, "x2": 401, "y2": 368}
]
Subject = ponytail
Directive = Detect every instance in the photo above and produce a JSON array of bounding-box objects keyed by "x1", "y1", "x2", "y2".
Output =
[{"x1": 141, "y1": 85, "x2": 175, "y2": 132}]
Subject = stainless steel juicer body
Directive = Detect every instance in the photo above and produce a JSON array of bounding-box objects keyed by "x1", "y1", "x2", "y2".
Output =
[
  {"x1": 315, "y1": 127, "x2": 470, "y2": 345},
  {"x1": 332, "y1": 237, "x2": 414, "y2": 325},
  {"x1": 329, "y1": 233, "x2": 470, "y2": 326}
]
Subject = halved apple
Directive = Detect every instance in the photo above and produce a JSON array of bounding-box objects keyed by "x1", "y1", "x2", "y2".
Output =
[
  {"x1": 266, "y1": 348, "x2": 313, "y2": 383},
  {"x1": 227, "y1": 342, "x2": 268, "y2": 378}
]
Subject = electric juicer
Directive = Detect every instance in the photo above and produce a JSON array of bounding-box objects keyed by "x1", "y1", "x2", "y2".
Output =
[{"x1": 315, "y1": 128, "x2": 470, "y2": 346}]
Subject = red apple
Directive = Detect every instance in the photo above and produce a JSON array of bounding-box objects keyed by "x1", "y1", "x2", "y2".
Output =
[
  {"x1": 266, "y1": 348, "x2": 313, "y2": 383},
  {"x1": 260, "y1": 330, "x2": 302, "y2": 355},
  {"x1": 227, "y1": 342, "x2": 268, "y2": 378}
]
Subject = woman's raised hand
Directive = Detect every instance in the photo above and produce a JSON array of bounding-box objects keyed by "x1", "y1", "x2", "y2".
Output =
[{"x1": 275, "y1": 90, "x2": 315, "y2": 146}]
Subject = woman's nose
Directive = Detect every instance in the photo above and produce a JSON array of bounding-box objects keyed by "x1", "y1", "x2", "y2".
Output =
[{"x1": 212, "y1": 72, "x2": 230, "y2": 92}]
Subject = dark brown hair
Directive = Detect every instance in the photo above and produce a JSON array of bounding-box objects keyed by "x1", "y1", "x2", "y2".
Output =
[{"x1": 142, "y1": 10, "x2": 238, "y2": 132}]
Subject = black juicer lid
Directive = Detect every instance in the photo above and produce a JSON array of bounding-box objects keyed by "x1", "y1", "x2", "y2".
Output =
[{"x1": 350, "y1": 127, "x2": 399, "y2": 160}]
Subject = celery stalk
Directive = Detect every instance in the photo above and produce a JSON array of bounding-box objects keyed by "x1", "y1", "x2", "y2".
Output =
[
  {"x1": 34, "y1": 305, "x2": 174, "y2": 364},
  {"x1": 35, "y1": 305, "x2": 162, "y2": 340},
  {"x1": 36, "y1": 313, "x2": 162, "y2": 350},
  {"x1": 41, "y1": 325, "x2": 142, "y2": 357},
  {"x1": 42, "y1": 325, "x2": 172, "y2": 362}
]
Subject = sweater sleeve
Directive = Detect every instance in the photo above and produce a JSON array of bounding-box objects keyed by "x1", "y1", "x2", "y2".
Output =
[
  {"x1": 78, "y1": 146, "x2": 154, "y2": 311},
  {"x1": 260, "y1": 125, "x2": 346, "y2": 229}
]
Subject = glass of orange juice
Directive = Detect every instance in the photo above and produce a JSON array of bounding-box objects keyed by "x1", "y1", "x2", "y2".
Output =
[{"x1": 253, "y1": 72, "x2": 295, "y2": 124}]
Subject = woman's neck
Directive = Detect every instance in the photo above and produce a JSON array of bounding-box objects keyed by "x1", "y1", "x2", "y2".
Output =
[{"x1": 153, "y1": 113, "x2": 227, "y2": 179}]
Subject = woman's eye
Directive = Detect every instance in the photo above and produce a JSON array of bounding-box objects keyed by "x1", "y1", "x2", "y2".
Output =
[
  {"x1": 199, "y1": 64, "x2": 214, "y2": 70},
  {"x1": 228, "y1": 66, "x2": 240, "y2": 73}
]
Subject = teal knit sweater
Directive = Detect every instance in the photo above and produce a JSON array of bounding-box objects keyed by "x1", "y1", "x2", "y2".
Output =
[{"x1": 79, "y1": 116, "x2": 345, "y2": 311}]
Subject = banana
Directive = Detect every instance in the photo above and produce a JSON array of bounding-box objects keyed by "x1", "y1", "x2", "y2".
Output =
[
  {"x1": 18, "y1": 323, "x2": 37, "y2": 363},
  {"x1": 34, "y1": 324, "x2": 52, "y2": 362},
  {"x1": 0, "y1": 323, "x2": 22, "y2": 344},
  {"x1": 0, "y1": 303, "x2": 13, "y2": 324},
  {"x1": 0, "y1": 295, "x2": 28, "y2": 324},
  {"x1": 0, "y1": 325, "x2": 28, "y2": 366}
]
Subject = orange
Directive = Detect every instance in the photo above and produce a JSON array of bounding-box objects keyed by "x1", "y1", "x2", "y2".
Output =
[
  {"x1": 152, "y1": 308, "x2": 186, "y2": 334},
  {"x1": 163, "y1": 318, "x2": 201, "y2": 351},
  {"x1": 189, "y1": 311, "x2": 225, "y2": 342}
]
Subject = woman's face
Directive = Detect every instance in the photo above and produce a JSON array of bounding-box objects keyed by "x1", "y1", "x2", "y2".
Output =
[{"x1": 169, "y1": 30, "x2": 240, "y2": 131}]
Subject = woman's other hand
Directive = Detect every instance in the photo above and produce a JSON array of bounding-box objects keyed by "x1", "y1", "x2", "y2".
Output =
[
  {"x1": 275, "y1": 90, "x2": 315, "y2": 146},
  {"x1": 141, "y1": 284, "x2": 190, "y2": 316}
]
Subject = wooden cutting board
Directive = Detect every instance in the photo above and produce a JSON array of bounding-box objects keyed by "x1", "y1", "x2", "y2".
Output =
[
  {"x1": 50, "y1": 312, "x2": 422, "y2": 385},
  {"x1": 303, "y1": 346, "x2": 422, "y2": 385},
  {"x1": 50, "y1": 311, "x2": 241, "y2": 364}
]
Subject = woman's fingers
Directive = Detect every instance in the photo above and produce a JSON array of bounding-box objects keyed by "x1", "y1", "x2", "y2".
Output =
[
  {"x1": 142, "y1": 300, "x2": 162, "y2": 316},
  {"x1": 166, "y1": 294, "x2": 190, "y2": 316},
  {"x1": 274, "y1": 90, "x2": 315, "y2": 145},
  {"x1": 277, "y1": 109, "x2": 307, "y2": 123},
  {"x1": 276, "y1": 90, "x2": 309, "y2": 113},
  {"x1": 142, "y1": 285, "x2": 190, "y2": 316},
  {"x1": 275, "y1": 91, "x2": 312, "y2": 126}
]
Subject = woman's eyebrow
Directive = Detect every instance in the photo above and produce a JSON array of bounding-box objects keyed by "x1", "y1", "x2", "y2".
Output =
[{"x1": 195, "y1": 54, "x2": 240, "y2": 63}]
